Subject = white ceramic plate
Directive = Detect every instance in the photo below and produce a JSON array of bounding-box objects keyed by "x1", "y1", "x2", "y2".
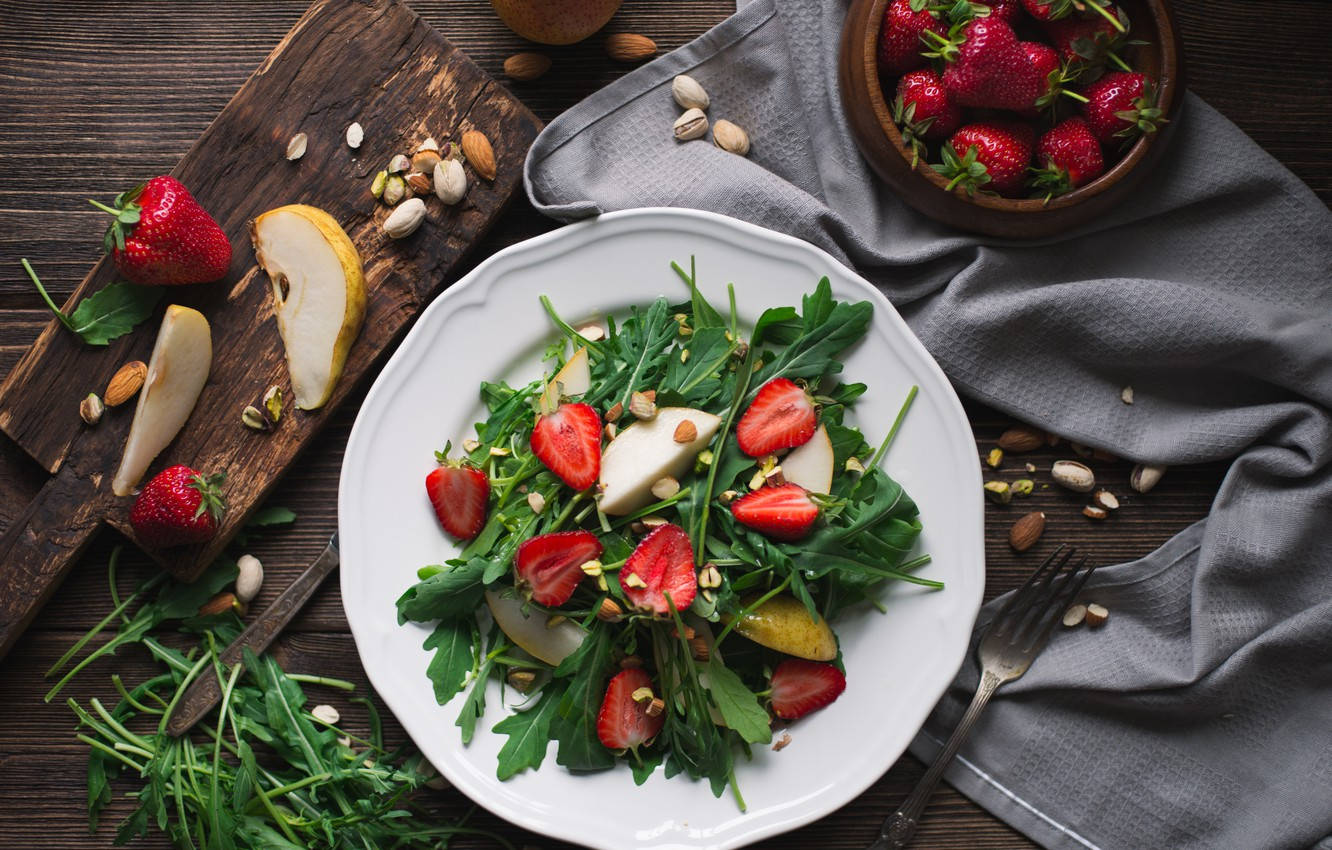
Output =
[{"x1": 339, "y1": 208, "x2": 984, "y2": 849}]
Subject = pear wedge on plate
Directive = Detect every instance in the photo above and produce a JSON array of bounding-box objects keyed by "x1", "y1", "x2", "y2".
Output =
[
  {"x1": 111, "y1": 305, "x2": 212, "y2": 497},
  {"x1": 251, "y1": 204, "x2": 365, "y2": 411}
]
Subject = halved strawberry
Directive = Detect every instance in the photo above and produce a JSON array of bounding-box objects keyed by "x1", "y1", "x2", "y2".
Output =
[
  {"x1": 597, "y1": 668, "x2": 664, "y2": 750},
  {"x1": 514, "y1": 530, "x2": 603, "y2": 607},
  {"x1": 620, "y1": 523, "x2": 697, "y2": 615},
  {"x1": 736, "y1": 378, "x2": 816, "y2": 457},
  {"x1": 425, "y1": 463, "x2": 489, "y2": 541},
  {"x1": 770, "y1": 659, "x2": 847, "y2": 720},
  {"x1": 730, "y1": 483, "x2": 819, "y2": 541},
  {"x1": 531, "y1": 402, "x2": 602, "y2": 490}
]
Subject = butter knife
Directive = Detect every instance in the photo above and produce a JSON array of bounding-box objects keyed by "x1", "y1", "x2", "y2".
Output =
[{"x1": 166, "y1": 533, "x2": 340, "y2": 737}]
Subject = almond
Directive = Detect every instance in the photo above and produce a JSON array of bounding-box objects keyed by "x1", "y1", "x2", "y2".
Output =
[
  {"x1": 503, "y1": 52, "x2": 552, "y2": 81},
  {"x1": 104, "y1": 360, "x2": 147, "y2": 407},
  {"x1": 461, "y1": 129, "x2": 496, "y2": 181},
  {"x1": 1009, "y1": 511, "x2": 1045, "y2": 552},
  {"x1": 673, "y1": 419, "x2": 698, "y2": 443},
  {"x1": 1084, "y1": 603, "x2": 1109, "y2": 627},
  {"x1": 198, "y1": 591, "x2": 243, "y2": 617},
  {"x1": 605, "y1": 32, "x2": 656, "y2": 62},
  {"x1": 997, "y1": 425, "x2": 1045, "y2": 453}
]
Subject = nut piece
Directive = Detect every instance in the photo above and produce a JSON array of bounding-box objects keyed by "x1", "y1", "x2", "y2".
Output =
[
  {"x1": 387, "y1": 153, "x2": 411, "y2": 174},
  {"x1": 461, "y1": 129, "x2": 497, "y2": 181},
  {"x1": 1091, "y1": 489, "x2": 1120, "y2": 510},
  {"x1": 671, "y1": 74, "x2": 710, "y2": 111},
  {"x1": 198, "y1": 591, "x2": 243, "y2": 617},
  {"x1": 406, "y1": 172, "x2": 432, "y2": 194},
  {"x1": 285, "y1": 132, "x2": 308, "y2": 161},
  {"x1": 410, "y1": 148, "x2": 442, "y2": 174},
  {"x1": 577, "y1": 324, "x2": 605, "y2": 341},
  {"x1": 605, "y1": 32, "x2": 656, "y2": 62},
  {"x1": 983, "y1": 481, "x2": 1011, "y2": 504},
  {"x1": 1130, "y1": 463, "x2": 1167, "y2": 494},
  {"x1": 105, "y1": 360, "x2": 148, "y2": 407},
  {"x1": 434, "y1": 158, "x2": 467, "y2": 205},
  {"x1": 263, "y1": 385, "x2": 283, "y2": 424},
  {"x1": 773, "y1": 732, "x2": 793, "y2": 751},
  {"x1": 311, "y1": 704, "x2": 340, "y2": 725},
  {"x1": 504, "y1": 52, "x2": 552, "y2": 81},
  {"x1": 629, "y1": 391, "x2": 657, "y2": 421},
  {"x1": 235, "y1": 554, "x2": 264, "y2": 603},
  {"x1": 712, "y1": 119, "x2": 750, "y2": 156},
  {"x1": 1082, "y1": 504, "x2": 1109, "y2": 520},
  {"x1": 645, "y1": 696, "x2": 666, "y2": 718},
  {"x1": 997, "y1": 425, "x2": 1045, "y2": 453},
  {"x1": 383, "y1": 197, "x2": 427, "y2": 239},
  {"x1": 673, "y1": 419, "x2": 698, "y2": 443},
  {"x1": 527, "y1": 491, "x2": 546, "y2": 514},
  {"x1": 417, "y1": 137, "x2": 441, "y2": 154},
  {"x1": 345, "y1": 122, "x2": 364, "y2": 149},
  {"x1": 382, "y1": 174, "x2": 407, "y2": 205},
  {"x1": 673, "y1": 107, "x2": 709, "y2": 141},
  {"x1": 698, "y1": 563, "x2": 722, "y2": 588},
  {"x1": 986, "y1": 447, "x2": 1003, "y2": 469},
  {"x1": 597, "y1": 598, "x2": 623, "y2": 622},
  {"x1": 370, "y1": 170, "x2": 388, "y2": 198},
  {"x1": 719, "y1": 489, "x2": 739, "y2": 505},
  {"x1": 605, "y1": 401, "x2": 623, "y2": 421},
  {"x1": 1009, "y1": 511, "x2": 1045, "y2": 552},
  {"x1": 1011, "y1": 478, "x2": 1035, "y2": 497},
  {"x1": 1051, "y1": 460, "x2": 1096, "y2": 493},
  {"x1": 688, "y1": 634, "x2": 710, "y2": 661},
  {"x1": 79, "y1": 392, "x2": 104, "y2": 426},
  {"x1": 1084, "y1": 603, "x2": 1109, "y2": 627},
  {"x1": 1121, "y1": 385, "x2": 1134, "y2": 405},
  {"x1": 1062, "y1": 603, "x2": 1087, "y2": 628},
  {"x1": 507, "y1": 670, "x2": 538, "y2": 692},
  {"x1": 651, "y1": 476, "x2": 680, "y2": 500},
  {"x1": 241, "y1": 405, "x2": 270, "y2": 432}
]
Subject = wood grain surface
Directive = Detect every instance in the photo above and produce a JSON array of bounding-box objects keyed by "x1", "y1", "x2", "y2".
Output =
[{"x1": 0, "y1": 1, "x2": 1327, "y2": 848}]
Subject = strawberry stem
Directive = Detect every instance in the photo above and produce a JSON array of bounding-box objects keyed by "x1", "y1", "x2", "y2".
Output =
[
  {"x1": 1107, "y1": 50, "x2": 1133, "y2": 73},
  {"x1": 1083, "y1": 0, "x2": 1127, "y2": 32}
]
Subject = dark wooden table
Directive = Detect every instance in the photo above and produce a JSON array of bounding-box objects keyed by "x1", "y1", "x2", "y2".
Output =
[{"x1": 0, "y1": 1, "x2": 1326, "y2": 847}]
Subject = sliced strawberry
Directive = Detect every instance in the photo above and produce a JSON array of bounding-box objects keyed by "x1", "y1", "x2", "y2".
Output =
[
  {"x1": 730, "y1": 483, "x2": 819, "y2": 541},
  {"x1": 426, "y1": 463, "x2": 489, "y2": 541},
  {"x1": 736, "y1": 378, "x2": 817, "y2": 457},
  {"x1": 531, "y1": 402, "x2": 602, "y2": 490},
  {"x1": 770, "y1": 659, "x2": 847, "y2": 720},
  {"x1": 514, "y1": 530, "x2": 603, "y2": 607},
  {"x1": 620, "y1": 523, "x2": 697, "y2": 615},
  {"x1": 597, "y1": 668, "x2": 664, "y2": 750}
]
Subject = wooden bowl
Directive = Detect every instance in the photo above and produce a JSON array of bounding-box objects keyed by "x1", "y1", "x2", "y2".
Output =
[{"x1": 838, "y1": 0, "x2": 1185, "y2": 238}]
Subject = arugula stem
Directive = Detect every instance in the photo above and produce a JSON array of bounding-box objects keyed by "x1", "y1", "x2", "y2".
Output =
[
  {"x1": 20, "y1": 258, "x2": 74, "y2": 328},
  {"x1": 285, "y1": 673, "x2": 356, "y2": 691},
  {"x1": 546, "y1": 490, "x2": 587, "y2": 532},
  {"x1": 46, "y1": 569, "x2": 163, "y2": 679},
  {"x1": 692, "y1": 347, "x2": 756, "y2": 564},
  {"x1": 867, "y1": 384, "x2": 918, "y2": 472},
  {"x1": 76, "y1": 733, "x2": 145, "y2": 772},
  {"x1": 539, "y1": 294, "x2": 605, "y2": 355}
]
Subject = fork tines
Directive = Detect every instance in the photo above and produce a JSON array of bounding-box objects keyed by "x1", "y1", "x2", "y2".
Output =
[{"x1": 988, "y1": 546, "x2": 1096, "y2": 653}]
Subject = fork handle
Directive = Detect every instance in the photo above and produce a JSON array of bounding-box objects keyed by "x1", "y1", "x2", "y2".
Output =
[{"x1": 869, "y1": 670, "x2": 1002, "y2": 850}]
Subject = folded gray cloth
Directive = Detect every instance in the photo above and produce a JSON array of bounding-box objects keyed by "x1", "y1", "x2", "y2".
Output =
[{"x1": 522, "y1": 1, "x2": 1332, "y2": 847}]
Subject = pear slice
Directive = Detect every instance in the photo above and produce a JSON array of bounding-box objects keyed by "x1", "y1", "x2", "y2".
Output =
[
  {"x1": 540, "y1": 346, "x2": 590, "y2": 411},
  {"x1": 251, "y1": 204, "x2": 365, "y2": 411},
  {"x1": 781, "y1": 424, "x2": 834, "y2": 493},
  {"x1": 725, "y1": 594, "x2": 837, "y2": 661},
  {"x1": 598, "y1": 406, "x2": 721, "y2": 515},
  {"x1": 485, "y1": 589, "x2": 585, "y2": 666},
  {"x1": 111, "y1": 305, "x2": 212, "y2": 497}
]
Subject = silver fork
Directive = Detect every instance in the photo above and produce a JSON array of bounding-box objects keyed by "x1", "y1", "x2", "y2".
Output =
[{"x1": 869, "y1": 546, "x2": 1095, "y2": 850}]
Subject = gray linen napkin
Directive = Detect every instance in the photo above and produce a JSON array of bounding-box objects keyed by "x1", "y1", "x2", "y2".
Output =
[{"x1": 522, "y1": 1, "x2": 1332, "y2": 847}]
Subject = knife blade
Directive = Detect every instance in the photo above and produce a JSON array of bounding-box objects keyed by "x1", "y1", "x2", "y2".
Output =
[{"x1": 166, "y1": 533, "x2": 340, "y2": 737}]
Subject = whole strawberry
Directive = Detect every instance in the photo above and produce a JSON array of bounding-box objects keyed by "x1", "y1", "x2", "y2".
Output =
[
  {"x1": 934, "y1": 121, "x2": 1035, "y2": 196},
  {"x1": 927, "y1": 18, "x2": 1043, "y2": 111},
  {"x1": 1020, "y1": 0, "x2": 1114, "y2": 22},
  {"x1": 1043, "y1": 6, "x2": 1129, "y2": 67},
  {"x1": 893, "y1": 69, "x2": 963, "y2": 165},
  {"x1": 1021, "y1": 41, "x2": 1086, "y2": 116},
  {"x1": 984, "y1": 0, "x2": 1022, "y2": 23},
  {"x1": 1081, "y1": 71, "x2": 1165, "y2": 144},
  {"x1": 91, "y1": 176, "x2": 231, "y2": 286},
  {"x1": 877, "y1": 0, "x2": 947, "y2": 75},
  {"x1": 130, "y1": 465, "x2": 226, "y2": 548},
  {"x1": 1031, "y1": 116, "x2": 1105, "y2": 198}
]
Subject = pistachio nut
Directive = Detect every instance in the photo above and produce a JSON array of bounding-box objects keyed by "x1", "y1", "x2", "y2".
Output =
[
  {"x1": 673, "y1": 108, "x2": 708, "y2": 142},
  {"x1": 434, "y1": 157, "x2": 467, "y2": 205},
  {"x1": 345, "y1": 122, "x2": 364, "y2": 149},
  {"x1": 383, "y1": 197, "x2": 426, "y2": 239},
  {"x1": 671, "y1": 74, "x2": 710, "y2": 111},
  {"x1": 712, "y1": 119, "x2": 750, "y2": 156},
  {"x1": 381, "y1": 174, "x2": 407, "y2": 205},
  {"x1": 370, "y1": 169, "x2": 388, "y2": 198}
]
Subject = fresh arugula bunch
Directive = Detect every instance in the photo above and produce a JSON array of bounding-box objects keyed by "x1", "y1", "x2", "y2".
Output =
[
  {"x1": 51, "y1": 526, "x2": 504, "y2": 849},
  {"x1": 396, "y1": 261, "x2": 938, "y2": 806}
]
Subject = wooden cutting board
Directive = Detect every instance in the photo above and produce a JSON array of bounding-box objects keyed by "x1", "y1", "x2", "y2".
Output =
[{"x1": 0, "y1": 0, "x2": 541, "y2": 659}]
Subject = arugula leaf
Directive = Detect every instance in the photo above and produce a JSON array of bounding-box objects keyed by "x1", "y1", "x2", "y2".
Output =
[
  {"x1": 22, "y1": 259, "x2": 162, "y2": 346},
  {"x1": 752, "y1": 305, "x2": 799, "y2": 345},
  {"x1": 493, "y1": 683, "x2": 564, "y2": 780},
  {"x1": 423, "y1": 620, "x2": 476, "y2": 705},
  {"x1": 551, "y1": 627, "x2": 615, "y2": 772},
  {"x1": 752, "y1": 278, "x2": 872, "y2": 388},
  {"x1": 395, "y1": 558, "x2": 487, "y2": 624},
  {"x1": 631, "y1": 747, "x2": 665, "y2": 785},
  {"x1": 672, "y1": 258, "x2": 726, "y2": 329},
  {"x1": 663, "y1": 326, "x2": 733, "y2": 406},
  {"x1": 246, "y1": 506, "x2": 297, "y2": 527},
  {"x1": 704, "y1": 655, "x2": 772, "y2": 745}
]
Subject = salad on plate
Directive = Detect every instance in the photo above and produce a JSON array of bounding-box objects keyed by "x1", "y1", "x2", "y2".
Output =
[{"x1": 394, "y1": 259, "x2": 940, "y2": 807}]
